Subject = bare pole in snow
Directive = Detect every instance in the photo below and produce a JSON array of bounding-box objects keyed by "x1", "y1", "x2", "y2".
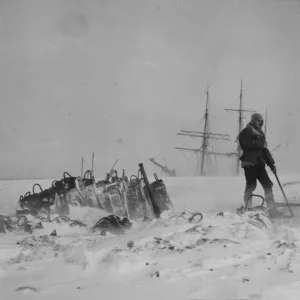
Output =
[
  {"x1": 200, "y1": 87, "x2": 210, "y2": 176},
  {"x1": 81, "y1": 157, "x2": 84, "y2": 178},
  {"x1": 91, "y1": 152, "x2": 95, "y2": 176}
]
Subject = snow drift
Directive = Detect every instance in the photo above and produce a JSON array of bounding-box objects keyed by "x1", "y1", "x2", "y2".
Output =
[{"x1": 1, "y1": 174, "x2": 300, "y2": 299}]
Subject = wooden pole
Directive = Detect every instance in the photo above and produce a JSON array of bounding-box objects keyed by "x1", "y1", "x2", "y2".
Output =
[
  {"x1": 200, "y1": 87, "x2": 210, "y2": 176},
  {"x1": 91, "y1": 152, "x2": 95, "y2": 176},
  {"x1": 224, "y1": 79, "x2": 256, "y2": 176},
  {"x1": 81, "y1": 157, "x2": 84, "y2": 178}
]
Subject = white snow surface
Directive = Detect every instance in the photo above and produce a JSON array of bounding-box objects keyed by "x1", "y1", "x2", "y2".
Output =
[{"x1": 1, "y1": 174, "x2": 300, "y2": 299}]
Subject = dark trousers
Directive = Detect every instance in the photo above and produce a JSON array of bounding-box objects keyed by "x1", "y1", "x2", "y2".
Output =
[{"x1": 243, "y1": 165, "x2": 274, "y2": 208}]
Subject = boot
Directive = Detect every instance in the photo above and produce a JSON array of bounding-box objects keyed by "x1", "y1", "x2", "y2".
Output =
[
  {"x1": 266, "y1": 202, "x2": 285, "y2": 218},
  {"x1": 268, "y1": 208, "x2": 286, "y2": 218},
  {"x1": 264, "y1": 189, "x2": 285, "y2": 218},
  {"x1": 244, "y1": 193, "x2": 253, "y2": 209}
]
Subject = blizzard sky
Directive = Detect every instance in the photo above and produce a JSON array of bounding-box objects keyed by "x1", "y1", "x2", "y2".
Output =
[{"x1": 1, "y1": 0, "x2": 300, "y2": 179}]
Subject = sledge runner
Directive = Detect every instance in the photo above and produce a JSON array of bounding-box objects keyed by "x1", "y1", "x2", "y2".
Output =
[{"x1": 238, "y1": 113, "x2": 284, "y2": 218}]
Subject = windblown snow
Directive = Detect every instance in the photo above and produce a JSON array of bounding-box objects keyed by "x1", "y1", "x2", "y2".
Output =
[{"x1": 1, "y1": 174, "x2": 300, "y2": 300}]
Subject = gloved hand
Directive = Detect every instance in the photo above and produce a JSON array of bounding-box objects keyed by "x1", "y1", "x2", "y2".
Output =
[{"x1": 270, "y1": 164, "x2": 277, "y2": 174}]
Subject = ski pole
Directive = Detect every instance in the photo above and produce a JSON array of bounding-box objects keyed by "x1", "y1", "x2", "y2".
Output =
[{"x1": 273, "y1": 171, "x2": 294, "y2": 217}]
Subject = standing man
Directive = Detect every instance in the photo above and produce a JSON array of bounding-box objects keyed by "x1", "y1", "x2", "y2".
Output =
[{"x1": 238, "y1": 113, "x2": 283, "y2": 218}]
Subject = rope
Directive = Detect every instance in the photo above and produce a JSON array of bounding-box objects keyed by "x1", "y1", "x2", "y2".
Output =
[
  {"x1": 181, "y1": 211, "x2": 204, "y2": 223},
  {"x1": 245, "y1": 193, "x2": 265, "y2": 210}
]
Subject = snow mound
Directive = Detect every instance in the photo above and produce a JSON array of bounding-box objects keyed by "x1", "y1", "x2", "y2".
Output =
[{"x1": 2, "y1": 175, "x2": 300, "y2": 299}]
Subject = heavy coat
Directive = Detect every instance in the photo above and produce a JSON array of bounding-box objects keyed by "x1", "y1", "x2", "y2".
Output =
[{"x1": 238, "y1": 123, "x2": 275, "y2": 168}]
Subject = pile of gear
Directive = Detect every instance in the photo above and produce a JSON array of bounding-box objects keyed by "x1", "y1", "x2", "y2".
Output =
[{"x1": 15, "y1": 162, "x2": 173, "y2": 224}]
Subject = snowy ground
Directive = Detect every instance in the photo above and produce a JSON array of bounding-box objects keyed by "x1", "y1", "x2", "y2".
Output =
[{"x1": 1, "y1": 173, "x2": 300, "y2": 300}]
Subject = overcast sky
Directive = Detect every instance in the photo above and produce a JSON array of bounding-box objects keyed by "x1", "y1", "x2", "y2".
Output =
[{"x1": 1, "y1": 0, "x2": 300, "y2": 179}]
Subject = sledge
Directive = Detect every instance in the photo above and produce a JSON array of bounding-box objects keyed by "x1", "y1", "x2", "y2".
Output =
[
  {"x1": 123, "y1": 172, "x2": 155, "y2": 220},
  {"x1": 15, "y1": 161, "x2": 174, "y2": 223},
  {"x1": 104, "y1": 180, "x2": 128, "y2": 217},
  {"x1": 17, "y1": 183, "x2": 56, "y2": 217},
  {"x1": 138, "y1": 163, "x2": 173, "y2": 218},
  {"x1": 61, "y1": 172, "x2": 88, "y2": 207},
  {"x1": 77, "y1": 170, "x2": 100, "y2": 208},
  {"x1": 237, "y1": 172, "x2": 300, "y2": 219},
  {"x1": 94, "y1": 180, "x2": 114, "y2": 213},
  {"x1": 149, "y1": 173, "x2": 174, "y2": 212}
]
